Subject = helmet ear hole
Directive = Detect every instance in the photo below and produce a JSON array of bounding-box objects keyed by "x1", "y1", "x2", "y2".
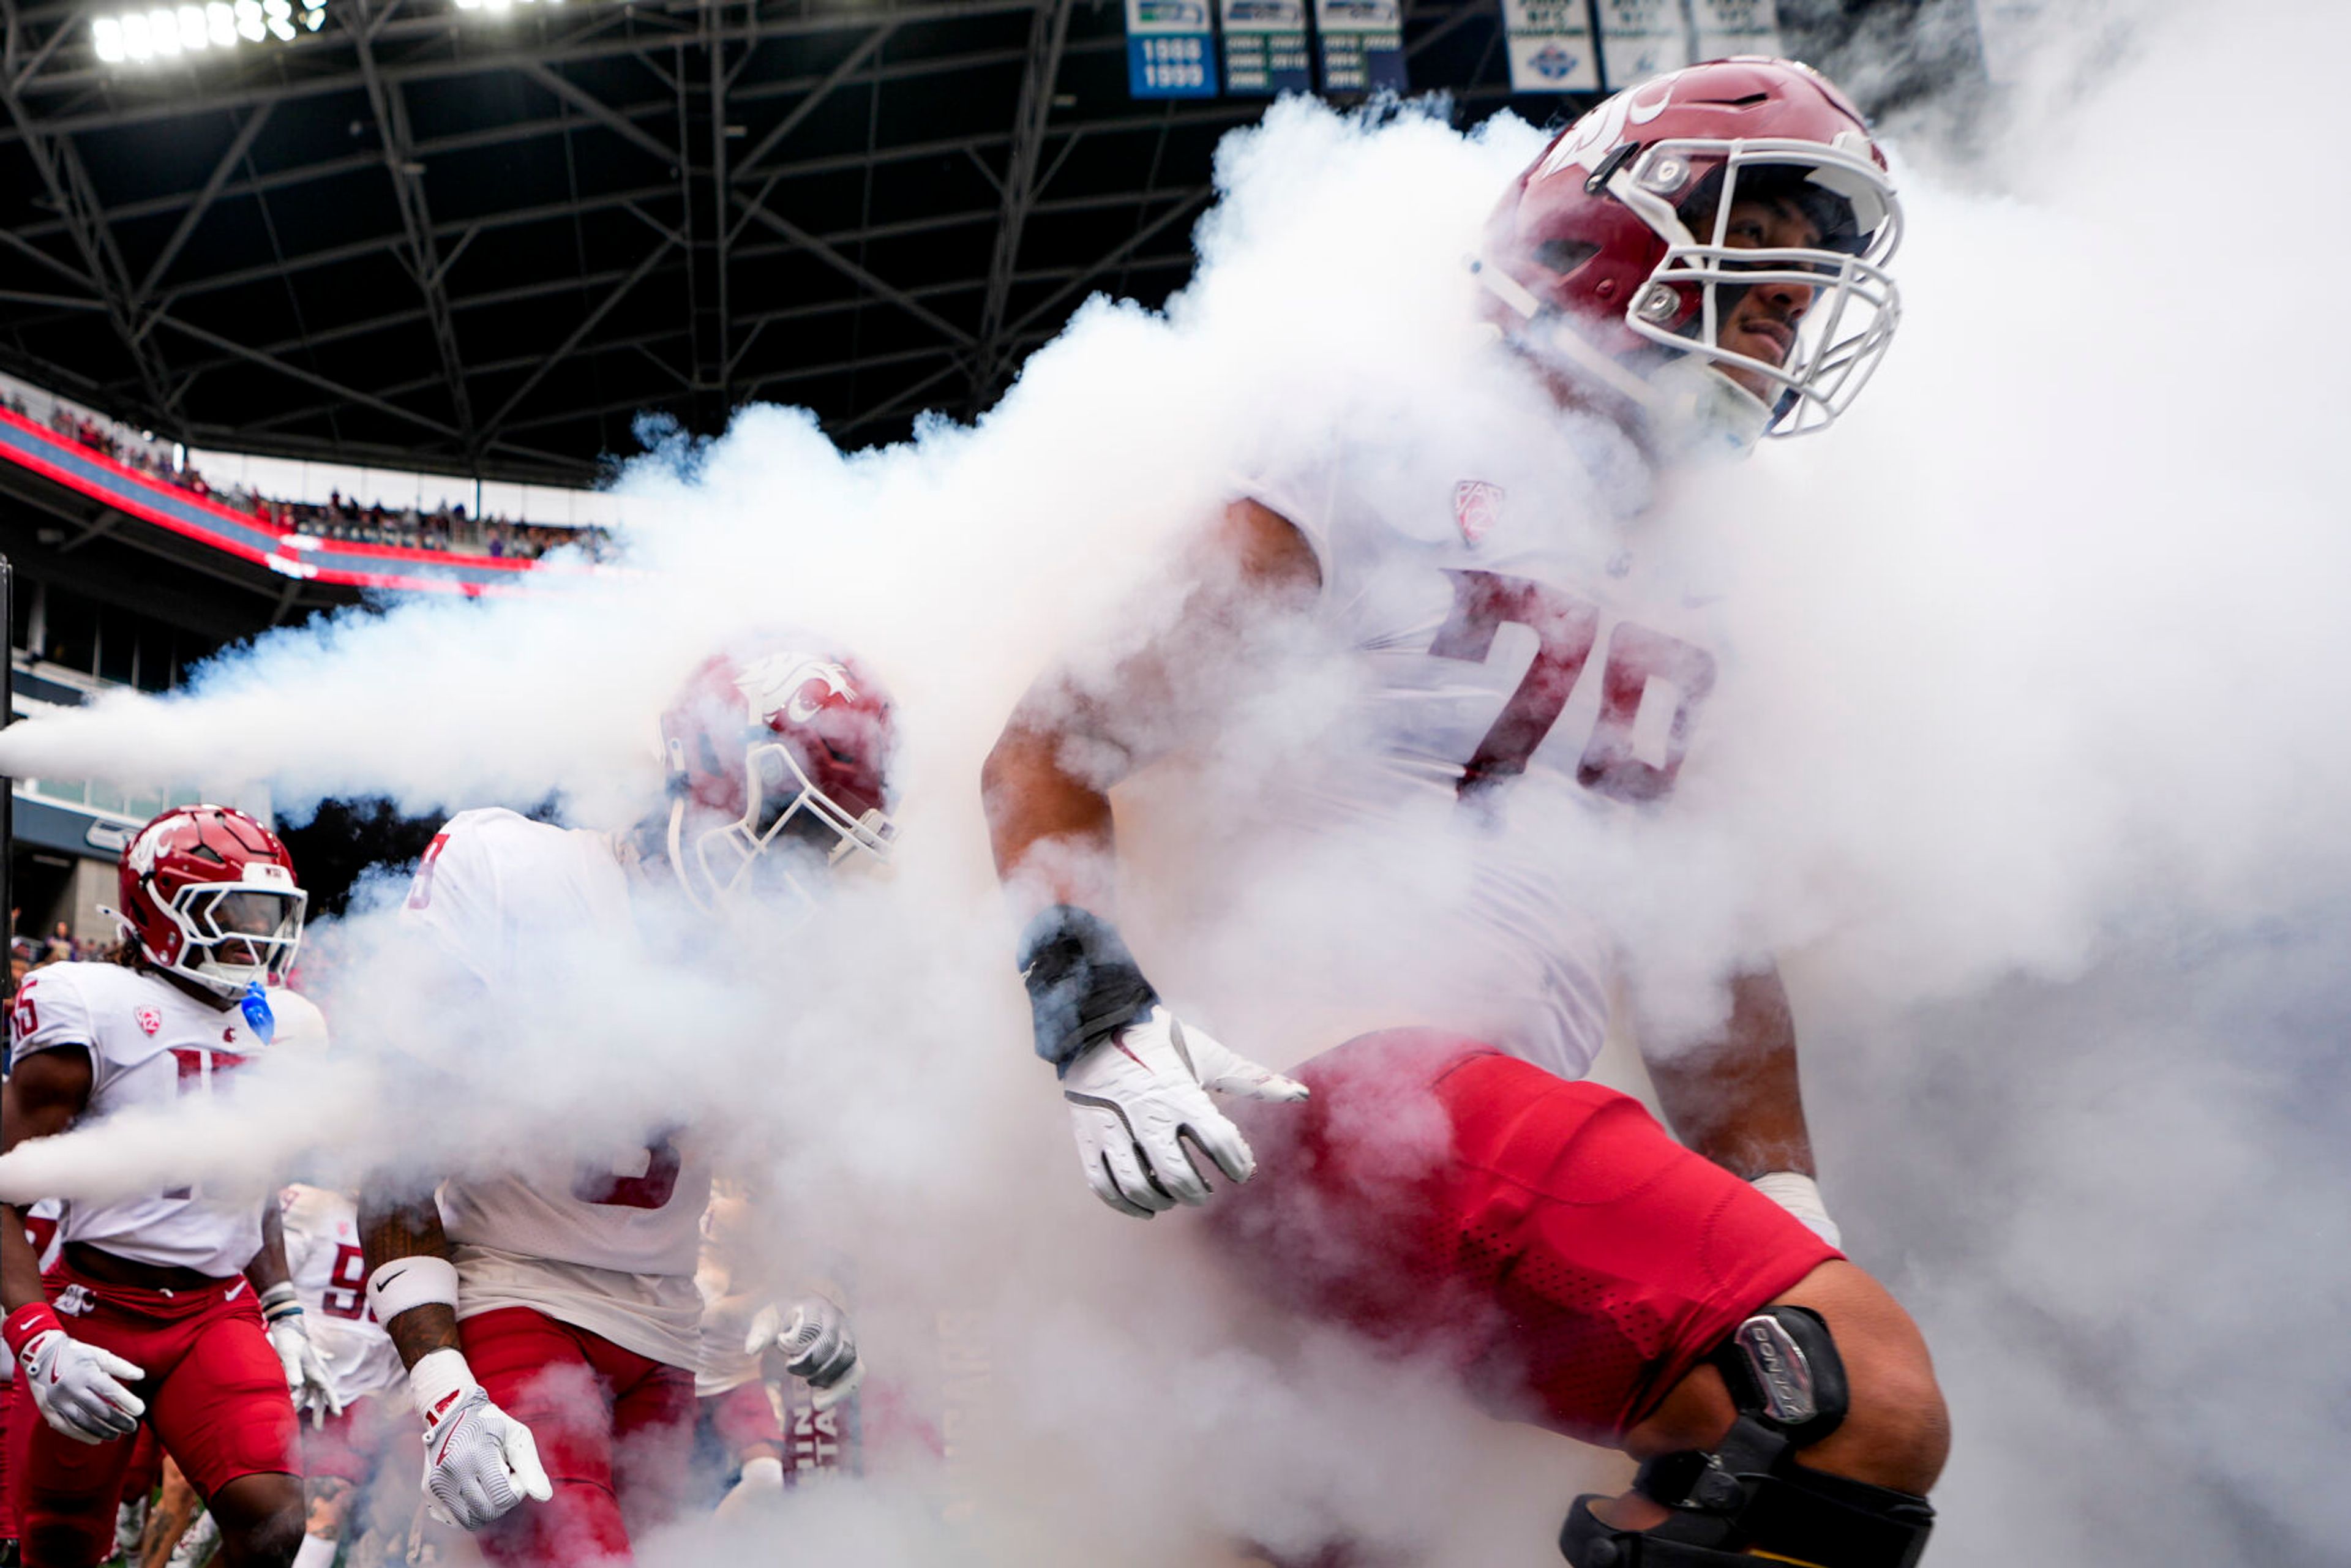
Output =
[{"x1": 1533, "y1": 239, "x2": 1599, "y2": 276}]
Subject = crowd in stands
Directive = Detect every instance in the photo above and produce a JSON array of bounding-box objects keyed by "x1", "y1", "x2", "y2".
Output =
[
  {"x1": 0, "y1": 385, "x2": 614, "y2": 563},
  {"x1": 8, "y1": 919, "x2": 102, "y2": 985}
]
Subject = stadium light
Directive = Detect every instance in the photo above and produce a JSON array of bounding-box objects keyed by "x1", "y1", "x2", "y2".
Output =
[{"x1": 91, "y1": 0, "x2": 324, "y2": 64}]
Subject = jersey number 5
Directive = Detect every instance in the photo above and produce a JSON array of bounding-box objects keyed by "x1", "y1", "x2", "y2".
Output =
[
  {"x1": 573, "y1": 1139, "x2": 683, "y2": 1210},
  {"x1": 1431, "y1": 569, "x2": 1716, "y2": 805}
]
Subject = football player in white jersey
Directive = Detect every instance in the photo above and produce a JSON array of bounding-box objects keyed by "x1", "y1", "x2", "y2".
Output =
[
  {"x1": 277, "y1": 1184, "x2": 407, "y2": 1568},
  {"x1": 0, "y1": 805, "x2": 337, "y2": 1568},
  {"x1": 357, "y1": 641, "x2": 887, "y2": 1568},
  {"x1": 985, "y1": 59, "x2": 1949, "y2": 1568}
]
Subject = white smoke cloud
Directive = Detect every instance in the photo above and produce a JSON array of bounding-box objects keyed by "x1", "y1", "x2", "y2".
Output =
[{"x1": 3, "y1": 1, "x2": 2345, "y2": 1561}]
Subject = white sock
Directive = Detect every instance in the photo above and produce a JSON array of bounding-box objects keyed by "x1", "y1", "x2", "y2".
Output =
[{"x1": 292, "y1": 1532, "x2": 340, "y2": 1568}]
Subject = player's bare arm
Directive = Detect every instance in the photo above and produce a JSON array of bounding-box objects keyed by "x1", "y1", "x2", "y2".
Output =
[
  {"x1": 355, "y1": 1196, "x2": 461, "y2": 1369},
  {"x1": 250, "y1": 1200, "x2": 341, "y2": 1424},
  {"x1": 244, "y1": 1199, "x2": 294, "y2": 1294},
  {"x1": 1, "y1": 1041, "x2": 154, "y2": 1447},
  {"x1": 1640, "y1": 962, "x2": 1817, "y2": 1177},
  {"x1": 0, "y1": 1046, "x2": 90, "y2": 1315},
  {"x1": 984, "y1": 495, "x2": 1321, "y2": 909},
  {"x1": 1638, "y1": 961, "x2": 1840, "y2": 1246},
  {"x1": 986, "y1": 498, "x2": 1321, "y2": 1218}
]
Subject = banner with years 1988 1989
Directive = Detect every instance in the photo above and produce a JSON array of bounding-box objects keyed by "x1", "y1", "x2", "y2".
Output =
[{"x1": 1126, "y1": 0, "x2": 1218, "y2": 97}]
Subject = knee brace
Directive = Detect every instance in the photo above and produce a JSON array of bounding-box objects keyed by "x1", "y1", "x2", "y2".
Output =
[{"x1": 1559, "y1": 1307, "x2": 1935, "y2": 1568}]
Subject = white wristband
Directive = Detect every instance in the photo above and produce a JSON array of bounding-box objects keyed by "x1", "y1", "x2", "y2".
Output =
[
  {"x1": 1750, "y1": 1171, "x2": 1842, "y2": 1251},
  {"x1": 407, "y1": 1346, "x2": 479, "y2": 1427},
  {"x1": 367, "y1": 1255, "x2": 461, "y2": 1325}
]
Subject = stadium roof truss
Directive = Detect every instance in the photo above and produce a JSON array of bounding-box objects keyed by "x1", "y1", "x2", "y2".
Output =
[{"x1": 0, "y1": 0, "x2": 1534, "y2": 483}]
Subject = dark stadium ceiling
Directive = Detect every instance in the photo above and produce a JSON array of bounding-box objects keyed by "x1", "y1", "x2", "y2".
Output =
[{"x1": 0, "y1": 0, "x2": 1958, "y2": 484}]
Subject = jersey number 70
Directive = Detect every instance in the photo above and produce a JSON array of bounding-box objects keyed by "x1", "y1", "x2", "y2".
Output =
[{"x1": 1431, "y1": 568, "x2": 1716, "y2": 805}]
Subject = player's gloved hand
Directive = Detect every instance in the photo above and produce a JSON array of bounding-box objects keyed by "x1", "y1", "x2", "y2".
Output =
[
  {"x1": 408, "y1": 1348, "x2": 551, "y2": 1531},
  {"x1": 1062, "y1": 1007, "x2": 1308, "y2": 1216},
  {"x1": 1751, "y1": 1171, "x2": 1843, "y2": 1251},
  {"x1": 3, "y1": 1304, "x2": 144, "y2": 1443},
  {"x1": 259, "y1": 1283, "x2": 345, "y2": 1428},
  {"x1": 1019, "y1": 904, "x2": 1307, "y2": 1220},
  {"x1": 746, "y1": 1297, "x2": 863, "y2": 1412},
  {"x1": 714, "y1": 1454, "x2": 784, "y2": 1518}
]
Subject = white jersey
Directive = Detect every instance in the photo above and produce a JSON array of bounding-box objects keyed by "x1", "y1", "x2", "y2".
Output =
[
  {"x1": 279, "y1": 1184, "x2": 404, "y2": 1404},
  {"x1": 1235, "y1": 413, "x2": 1721, "y2": 1081},
  {"x1": 6, "y1": 962, "x2": 328, "y2": 1277},
  {"x1": 401, "y1": 807, "x2": 711, "y2": 1368},
  {"x1": 693, "y1": 1185, "x2": 763, "y2": 1398}
]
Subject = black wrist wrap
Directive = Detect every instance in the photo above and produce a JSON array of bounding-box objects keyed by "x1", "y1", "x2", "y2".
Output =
[{"x1": 1016, "y1": 904, "x2": 1160, "y2": 1077}]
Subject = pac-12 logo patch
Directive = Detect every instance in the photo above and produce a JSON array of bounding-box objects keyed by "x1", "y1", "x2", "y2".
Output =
[
  {"x1": 1453, "y1": 480, "x2": 1505, "y2": 545},
  {"x1": 135, "y1": 1006, "x2": 162, "y2": 1036}
]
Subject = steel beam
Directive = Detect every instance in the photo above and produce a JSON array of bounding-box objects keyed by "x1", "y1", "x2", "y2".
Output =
[
  {"x1": 519, "y1": 59, "x2": 677, "y2": 166},
  {"x1": 352, "y1": 0, "x2": 477, "y2": 457},
  {"x1": 135, "y1": 102, "x2": 274, "y2": 301},
  {"x1": 728, "y1": 193, "x2": 975, "y2": 348},
  {"x1": 478, "y1": 234, "x2": 679, "y2": 439},
  {"x1": 971, "y1": 0, "x2": 1073, "y2": 405}
]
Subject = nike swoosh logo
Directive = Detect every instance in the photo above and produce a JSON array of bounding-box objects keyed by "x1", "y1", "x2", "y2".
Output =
[{"x1": 223, "y1": 1280, "x2": 248, "y2": 1302}]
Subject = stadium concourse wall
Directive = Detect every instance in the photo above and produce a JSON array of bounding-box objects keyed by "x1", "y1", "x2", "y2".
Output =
[
  {"x1": 0, "y1": 387, "x2": 623, "y2": 950},
  {"x1": 0, "y1": 403, "x2": 589, "y2": 596}
]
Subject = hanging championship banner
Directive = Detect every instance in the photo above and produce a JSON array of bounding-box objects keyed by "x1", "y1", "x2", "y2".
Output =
[
  {"x1": 1125, "y1": 0, "x2": 1218, "y2": 98},
  {"x1": 1314, "y1": 0, "x2": 1404, "y2": 96},
  {"x1": 1594, "y1": 0, "x2": 1689, "y2": 88},
  {"x1": 1221, "y1": 0, "x2": 1309, "y2": 96},
  {"x1": 1690, "y1": 0, "x2": 1782, "y2": 60},
  {"x1": 1502, "y1": 0, "x2": 1600, "y2": 93}
]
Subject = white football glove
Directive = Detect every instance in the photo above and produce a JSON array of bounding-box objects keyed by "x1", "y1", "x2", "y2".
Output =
[
  {"x1": 410, "y1": 1348, "x2": 551, "y2": 1531},
  {"x1": 260, "y1": 1285, "x2": 345, "y2": 1428},
  {"x1": 746, "y1": 1297, "x2": 863, "y2": 1411},
  {"x1": 20, "y1": 1327, "x2": 144, "y2": 1444},
  {"x1": 1062, "y1": 1007, "x2": 1308, "y2": 1218},
  {"x1": 714, "y1": 1454, "x2": 784, "y2": 1519}
]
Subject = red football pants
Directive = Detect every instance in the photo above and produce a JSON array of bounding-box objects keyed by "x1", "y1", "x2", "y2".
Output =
[
  {"x1": 8, "y1": 1262, "x2": 298, "y2": 1568},
  {"x1": 460, "y1": 1307, "x2": 697, "y2": 1568},
  {"x1": 304, "y1": 1392, "x2": 408, "y2": 1488},
  {"x1": 696, "y1": 1381, "x2": 781, "y2": 1459},
  {"x1": 1212, "y1": 1031, "x2": 1841, "y2": 1446}
]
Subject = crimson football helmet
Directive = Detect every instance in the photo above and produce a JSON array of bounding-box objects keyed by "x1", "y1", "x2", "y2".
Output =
[
  {"x1": 658, "y1": 642, "x2": 899, "y2": 913},
  {"x1": 110, "y1": 804, "x2": 306, "y2": 998},
  {"x1": 1477, "y1": 56, "x2": 1902, "y2": 446}
]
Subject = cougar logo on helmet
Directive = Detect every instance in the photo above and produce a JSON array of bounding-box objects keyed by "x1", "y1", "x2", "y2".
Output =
[
  {"x1": 127, "y1": 820, "x2": 170, "y2": 877},
  {"x1": 734, "y1": 654, "x2": 856, "y2": 727},
  {"x1": 1535, "y1": 74, "x2": 1676, "y2": 180}
]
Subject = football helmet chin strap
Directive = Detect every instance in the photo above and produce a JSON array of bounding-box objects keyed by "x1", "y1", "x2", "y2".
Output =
[{"x1": 1560, "y1": 1307, "x2": 1934, "y2": 1568}]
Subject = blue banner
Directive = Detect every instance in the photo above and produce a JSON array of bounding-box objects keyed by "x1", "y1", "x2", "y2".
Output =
[
  {"x1": 1314, "y1": 0, "x2": 1404, "y2": 95},
  {"x1": 1220, "y1": 0, "x2": 1309, "y2": 95},
  {"x1": 1127, "y1": 0, "x2": 1218, "y2": 97}
]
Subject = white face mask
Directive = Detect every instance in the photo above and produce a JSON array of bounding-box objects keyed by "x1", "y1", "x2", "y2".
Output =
[
  {"x1": 663, "y1": 738, "x2": 898, "y2": 919},
  {"x1": 1607, "y1": 138, "x2": 1903, "y2": 439},
  {"x1": 127, "y1": 876, "x2": 307, "y2": 999}
]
